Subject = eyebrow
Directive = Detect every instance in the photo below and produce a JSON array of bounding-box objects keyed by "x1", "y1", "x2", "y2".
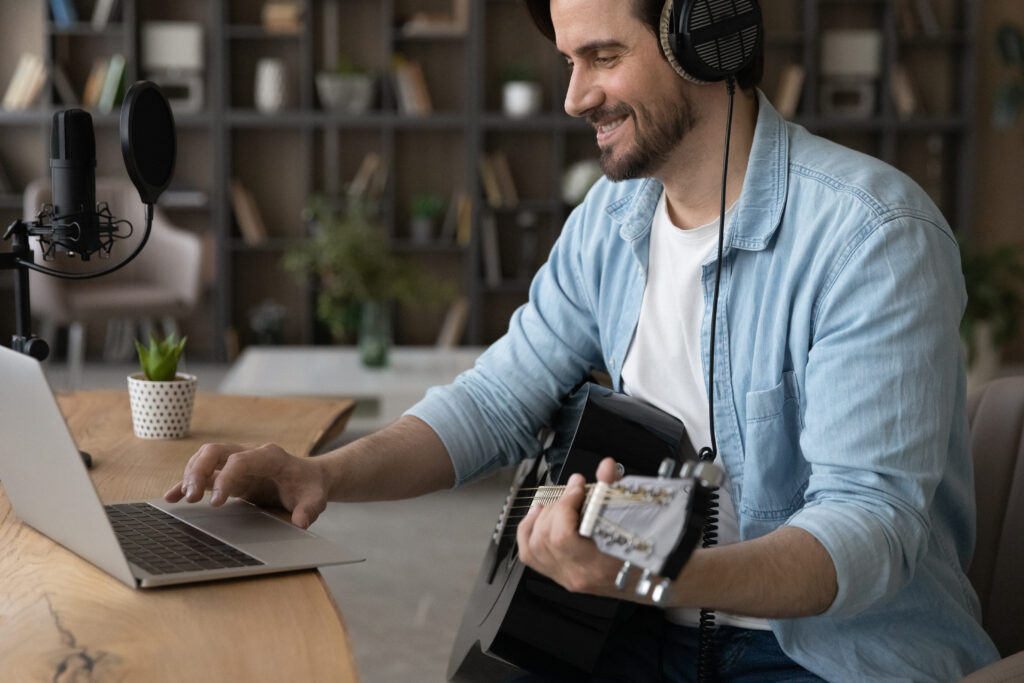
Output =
[{"x1": 560, "y1": 39, "x2": 628, "y2": 60}]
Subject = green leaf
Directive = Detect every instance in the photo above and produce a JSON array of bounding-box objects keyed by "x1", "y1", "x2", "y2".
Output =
[{"x1": 135, "y1": 334, "x2": 187, "y2": 381}]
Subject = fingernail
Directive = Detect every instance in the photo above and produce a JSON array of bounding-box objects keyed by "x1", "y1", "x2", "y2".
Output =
[
  {"x1": 186, "y1": 484, "x2": 195, "y2": 500},
  {"x1": 569, "y1": 473, "x2": 585, "y2": 487}
]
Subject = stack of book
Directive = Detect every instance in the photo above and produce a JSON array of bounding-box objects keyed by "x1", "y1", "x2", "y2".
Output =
[{"x1": 2, "y1": 54, "x2": 46, "y2": 111}]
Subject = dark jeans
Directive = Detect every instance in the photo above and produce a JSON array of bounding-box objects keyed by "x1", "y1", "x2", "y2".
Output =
[{"x1": 511, "y1": 608, "x2": 824, "y2": 683}]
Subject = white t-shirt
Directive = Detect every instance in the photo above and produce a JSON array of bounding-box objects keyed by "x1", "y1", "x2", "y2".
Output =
[{"x1": 620, "y1": 190, "x2": 770, "y2": 630}]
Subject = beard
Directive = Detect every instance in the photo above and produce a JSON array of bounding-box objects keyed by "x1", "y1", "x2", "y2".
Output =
[{"x1": 593, "y1": 92, "x2": 697, "y2": 181}]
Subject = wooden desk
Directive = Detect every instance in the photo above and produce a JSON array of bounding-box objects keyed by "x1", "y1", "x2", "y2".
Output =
[{"x1": 0, "y1": 391, "x2": 359, "y2": 682}]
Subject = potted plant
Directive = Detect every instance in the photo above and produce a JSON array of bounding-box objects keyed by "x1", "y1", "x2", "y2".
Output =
[
  {"x1": 316, "y1": 56, "x2": 375, "y2": 114},
  {"x1": 409, "y1": 192, "x2": 445, "y2": 244},
  {"x1": 283, "y1": 196, "x2": 448, "y2": 367},
  {"x1": 127, "y1": 334, "x2": 196, "y2": 439},
  {"x1": 499, "y1": 62, "x2": 542, "y2": 118},
  {"x1": 993, "y1": 22, "x2": 1024, "y2": 129},
  {"x1": 960, "y1": 240, "x2": 1024, "y2": 390}
]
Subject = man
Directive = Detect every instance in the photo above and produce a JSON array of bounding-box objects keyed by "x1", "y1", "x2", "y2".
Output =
[{"x1": 167, "y1": 0, "x2": 999, "y2": 679}]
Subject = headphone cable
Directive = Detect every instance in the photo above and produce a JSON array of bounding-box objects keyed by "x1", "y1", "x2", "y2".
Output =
[{"x1": 695, "y1": 74, "x2": 736, "y2": 683}]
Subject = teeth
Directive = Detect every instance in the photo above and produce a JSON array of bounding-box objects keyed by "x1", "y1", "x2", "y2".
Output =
[{"x1": 598, "y1": 118, "x2": 626, "y2": 134}]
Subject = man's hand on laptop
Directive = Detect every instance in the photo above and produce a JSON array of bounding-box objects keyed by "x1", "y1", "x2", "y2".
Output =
[{"x1": 164, "y1": 443, "x2": 329, "y2": 529}]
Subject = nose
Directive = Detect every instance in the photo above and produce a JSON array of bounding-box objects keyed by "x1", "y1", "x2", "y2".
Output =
[{"x1": 564, "y1": 67, "x2": 603, "y2": 118}]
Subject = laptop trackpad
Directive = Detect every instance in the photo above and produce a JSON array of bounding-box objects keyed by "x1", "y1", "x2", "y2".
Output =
[{"x1": 160, "y1": 500, "x2": 313, "y2": 545}]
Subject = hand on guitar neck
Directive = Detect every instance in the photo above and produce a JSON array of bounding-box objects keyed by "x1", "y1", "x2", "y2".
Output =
[
  {"x1": 515, "y1": 455, "x2": 706, "y2": 604},
  {"x1": 515, "y1": 457, "x2": 628, "y2": 598}
]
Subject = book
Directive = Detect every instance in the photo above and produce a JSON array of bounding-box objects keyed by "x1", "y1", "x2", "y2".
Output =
[
  {"x1": 3, "y1": 53, "x2": 46, "y2": 111},
  {"x1": 392, "y1": 57, "x2": 432, "y2": 115},
  {"x1": 82, "y1": 58, "x2": 110, "y2": 109},
  {"x1": 912, "y1": 0, "x2": 940, "y2": 36},
  {"x1": 230, "y1": 179, "x2": 270, "y2": 245},
  {"x1": 97, "y1": 53, "x2": 126, "y2": 113},
  {"x1": 773, "y1": 64, "x2": 805, "y2": 119},
  {"x1": 2, "y1": 54, "x2": 34, "y2": 110},
  {"x1": 435, "y1": 296, "x2": 469, "y2": 348},
  {"x1": 455, "y1": 194, "x2": 472, "y2": 247},
  {"x1": 51, "y1": 63, "x2": 79, "y2": 105},
  {"x1": 439, "y1": 190, "x2": 464, "y2": 243},
  {"x1": 478, "y1": 155, "x2": 503, "y2": 207},
  {"x1": 91, "y1": 0, "x2": 119, "y2": 30},
  {"x1": 348, "y1": 152, "x2": 382, "y2": 199},
  {"x1": 489, "y1": 151, "x2": 519, "y2": 206},
  {"x1": 481, "y1": 214, "x2": 502, "y2": 287},
  {"x1": 49, "y1": 0, "x2": 78, "y2": 28},
  {"x1": 0, "y1": 154, "x2": 14, "y2": 194},
  {"x1": 890, "y1": 64, "x2": 918, "y2": 119}
]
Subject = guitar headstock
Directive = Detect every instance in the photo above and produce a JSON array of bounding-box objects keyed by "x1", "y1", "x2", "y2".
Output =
[{"x1": 578, "y1": 460, "x2": 723, "y2": 603}]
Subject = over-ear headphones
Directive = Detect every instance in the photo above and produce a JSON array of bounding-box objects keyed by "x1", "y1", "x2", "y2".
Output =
[{"x1": 659, "y1": 0, "x2": 763, "y2": 84}]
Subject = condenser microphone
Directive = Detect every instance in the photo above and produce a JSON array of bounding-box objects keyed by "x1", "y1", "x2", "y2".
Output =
[{"x1": 49, "y1": 109, "x2": 103, "y2": 258}]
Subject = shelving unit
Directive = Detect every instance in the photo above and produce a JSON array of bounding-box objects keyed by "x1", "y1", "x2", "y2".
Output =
[{"x1": 0, "y1": 0, "x2": 977, "y2": 360}]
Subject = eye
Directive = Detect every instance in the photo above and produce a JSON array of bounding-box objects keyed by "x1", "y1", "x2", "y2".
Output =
[{"x1": 594, "y1": 55, "x2": 619, "y2": 67}]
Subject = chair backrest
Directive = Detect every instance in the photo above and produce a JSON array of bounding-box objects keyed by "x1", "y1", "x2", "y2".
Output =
[
  {"x1": 23, "y1": 176, "x2": 203, "y2": 321},
  {"x1": 967, "y1": 376, "x2": 1024, "y2": 657}
]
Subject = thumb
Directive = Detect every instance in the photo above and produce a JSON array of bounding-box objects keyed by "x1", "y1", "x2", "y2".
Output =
[
  {"x1": 596, "y1": 457, "x2": 621, "y2": 484},
  {"x1": 291, "y1": 499, "x2": 324, "y2": 530}
]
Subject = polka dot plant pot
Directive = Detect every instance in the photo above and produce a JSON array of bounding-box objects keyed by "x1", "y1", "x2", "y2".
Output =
[{"x1": 127, "y1": 373, "x2": 197, "y2": 439}]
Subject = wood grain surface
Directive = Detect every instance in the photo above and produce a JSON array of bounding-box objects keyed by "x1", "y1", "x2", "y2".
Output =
[{"x1": 0, "y1": 391, "x2": 359, "y2": 682}]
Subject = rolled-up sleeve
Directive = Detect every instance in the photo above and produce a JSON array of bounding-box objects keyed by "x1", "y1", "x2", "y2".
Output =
[
  {"x1": 406, "y1": 203, "x2": 606, "y2": 486},
  {"x1": 786, "y1": 213, "x2": 966, "y2": 618}
]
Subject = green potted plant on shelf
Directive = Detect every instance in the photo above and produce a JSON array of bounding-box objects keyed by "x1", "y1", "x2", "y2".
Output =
[
  {"x1": 316, "y1": 55, "x2": 375, "y2": 114},
  {"x1": 499, "y1": 61, "x2": 542, "y2": 118},
  {"x1": 283, "y1": 196, "x2": 448, "y2": 367},
  {"x1": 409, "y1": 192, "x2": 446, "y2": 244},
  {"x1": 127, "y1": 334, "x2": 197, "y2": 439},
  {"x1": 960, "y1": 240, "x2": 1024, "y2": 391}
]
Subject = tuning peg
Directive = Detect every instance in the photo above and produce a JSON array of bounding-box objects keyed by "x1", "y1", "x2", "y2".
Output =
[
  {"x1": 636, "y1": 568, "x2": 652, "y2": 596},
  {"x1": 657, "y1": 458, "x2": 676, "y2": 478},
  {"x1": 615, "y1": 561, "x2": 632, "y2": 590},
  {"x1": 651, "y1": 578, "x2": 671, "y2": 604}
]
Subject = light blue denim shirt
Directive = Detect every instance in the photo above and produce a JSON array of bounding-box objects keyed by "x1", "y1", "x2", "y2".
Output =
[{"x1": 408, "y1": 92, "x2": 999, "y2": 680}]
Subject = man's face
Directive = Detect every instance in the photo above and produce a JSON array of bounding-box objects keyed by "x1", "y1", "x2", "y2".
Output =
[{"x1": 551, "y1": 0, "x2": 697, "y2": 180}]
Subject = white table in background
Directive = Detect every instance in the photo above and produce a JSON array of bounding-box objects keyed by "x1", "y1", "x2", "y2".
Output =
[{"x1": 220, "y1": 346, "x2": 486, "y2": 436}]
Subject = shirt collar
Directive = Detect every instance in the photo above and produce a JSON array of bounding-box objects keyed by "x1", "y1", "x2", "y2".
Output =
[{"x1": 609, "y1": 89, "x2": 789, "y2": 252}]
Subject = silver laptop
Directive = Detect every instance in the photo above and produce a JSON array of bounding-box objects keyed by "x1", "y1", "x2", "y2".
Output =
[{"x1": 0, "y1": 345, "x2": 363, "y2": 588}]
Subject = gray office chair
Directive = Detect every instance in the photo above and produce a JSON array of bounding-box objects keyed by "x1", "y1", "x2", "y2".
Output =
[
  {"x1": 23, "y1": 176, "x2": 203, "y2": 387},
  {"x1": 961, "y1": 376, "x2": 1024, "y2": 681}
]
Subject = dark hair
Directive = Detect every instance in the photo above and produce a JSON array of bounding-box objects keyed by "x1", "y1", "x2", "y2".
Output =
[{"x1": 522, "y1": 0, "x2": 763, "y2": 91}]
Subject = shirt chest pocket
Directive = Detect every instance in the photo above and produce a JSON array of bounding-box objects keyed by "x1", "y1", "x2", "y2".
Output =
[{"x1": 739, "y1": 371, "x2": 809, "y2": 521}]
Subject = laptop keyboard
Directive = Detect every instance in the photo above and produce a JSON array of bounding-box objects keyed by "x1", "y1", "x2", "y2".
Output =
[{"x1": 105, "y1": 502, "x2": 265, "y2": 576}]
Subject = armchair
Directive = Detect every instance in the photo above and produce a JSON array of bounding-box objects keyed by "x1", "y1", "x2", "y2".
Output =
[
  {"x1": 23, "y1": 176, "x2": 203, "y2": 387},
  {"x1": 961, "y1": 376, "x2": 1024, "y2": 681}
]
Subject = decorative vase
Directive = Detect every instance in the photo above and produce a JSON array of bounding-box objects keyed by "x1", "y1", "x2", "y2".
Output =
[
  {"x1": 127, "y1": 373, "x2": 198, "y2": 439},
  {"x1": 359, "y1": 300, "x2": 392, "y2": 368},
  {"x1": 315, "y1": 72, "x2": 374, "y2": 114},
  {"x1": 501, "y1": 81, "x2": 542, "y2": 118},
  {"x1": 410, "y1": 216, "x2": 433, "y2": 244},
  {"x1": 255, "y1": 58, "x2": 287, "y2": 112}
]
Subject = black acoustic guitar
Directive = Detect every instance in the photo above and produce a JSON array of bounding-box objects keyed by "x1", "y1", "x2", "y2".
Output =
[{"x1": 447, "y1": 383, "x2": 721, "y2": 682}]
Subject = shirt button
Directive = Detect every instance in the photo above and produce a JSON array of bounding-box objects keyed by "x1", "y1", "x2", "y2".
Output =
[{"x1": 610, "y1": 358, "x2": 617, "y2": 368}]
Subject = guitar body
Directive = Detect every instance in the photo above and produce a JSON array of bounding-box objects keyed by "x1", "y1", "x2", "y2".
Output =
[{"x1": 447, "y1": 384, "x2": 701, "y2": 682}]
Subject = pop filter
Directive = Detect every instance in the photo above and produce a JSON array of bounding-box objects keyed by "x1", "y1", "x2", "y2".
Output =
[{"x1": 119, "y1": 81, "x2": 176, "y2": 205}]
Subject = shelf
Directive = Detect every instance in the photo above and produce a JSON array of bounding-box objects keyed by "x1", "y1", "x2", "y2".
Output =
[
  {"x1": 391, "y1": 240, "x2": 466, "y2": 254},
  {"x1": 229, "y1": 238, "x2": 301, "y2": 252},
  {"x1": 797, "y1": 114, "x2": 969, "y2": 132},
  {"x1": 225, "y1": 25, "x2": 303, "y2": 40},
  {"x1": 47, "y1": 23, "x2": 128, "y2": 38},
  {"x1": 480, "y1": 113, "x2": 588, "y2": 131}
]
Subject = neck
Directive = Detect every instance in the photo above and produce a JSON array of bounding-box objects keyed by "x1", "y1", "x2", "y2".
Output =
[{"x1": 658, "y1": 87, "x2": 758, "y2": 231}]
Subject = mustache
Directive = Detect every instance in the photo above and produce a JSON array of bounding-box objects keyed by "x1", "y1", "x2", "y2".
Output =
[{"x1": 586, "y1": 104, "x2": 635, "y2": 127}]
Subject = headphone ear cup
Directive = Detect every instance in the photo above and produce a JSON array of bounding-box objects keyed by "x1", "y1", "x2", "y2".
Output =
[{"x1": 660, "y1": 0, "x2": 763, "y2": 84}]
